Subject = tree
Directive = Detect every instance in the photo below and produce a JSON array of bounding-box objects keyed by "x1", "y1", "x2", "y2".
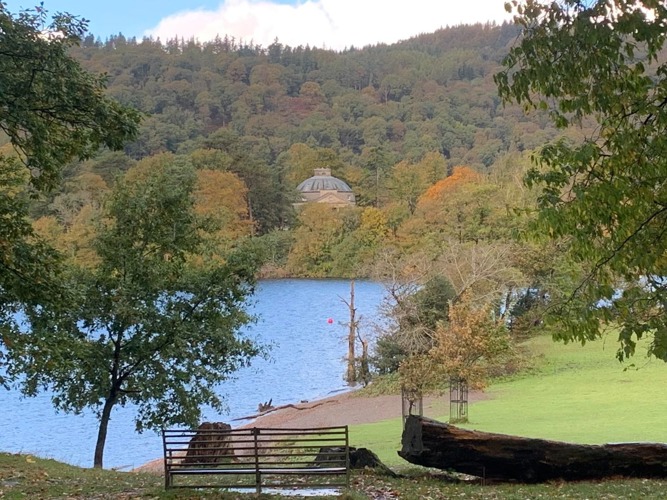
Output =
[
  {"x1": 0, "y1": 5, "x2": 140, "y2": 191},
  {"x1": 430, "y1": 292, "x2": 510, "y2": 392},
  {"x1": 4, "y1": 157, "x2": 261, "y2": 468},
  {"x1": 193, "y1": 168, "x2": 253, "y2": 253},
  {"x1": 285, "y1": 203, "x2": 347, "y2": 277},
  {"x1": 496, "y1": 1, "x2": 667, "y2": 360},
  {"x1": 387, "y1": 156, "x2": 438, "y2": 215},
  {"x1": 0, "y1": 158, "x2": 62, "y2": 375},
  {"x1": 371, "y1": 250, "x2": 457, "y2": 375},
  {"x1": 0, "y1": 4, "x2": 139, "y2": 321},
  {"x1": 342, "y1": 280, "x2": 359, "y2": 384},
  {"x1": 202, "y1": 129, "x2": 294, "y2": 234}
]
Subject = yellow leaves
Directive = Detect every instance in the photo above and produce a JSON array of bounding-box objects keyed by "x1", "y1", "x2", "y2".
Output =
[
  {"x1": 32, "y1": 216, "x2": 63, "y2": 245},
  {"x1": 430, "y1": 292, "x2": 510, "y2": 390},
  {"x1": 62, "y1": 205, "x2": 101, "y2": 268},
  {"x1": 33, "y1": 206, "x2": 101, "y2": 268},
  {"x1": 123, "y1": 152, "x2": 175, "y2": 183},
  {"x1": 0, "y1": 155, "x2": 30, "y2": 198},
  {"x1": 283, "y1": 143, "x2": 320, "y2": 186},
  {"x1": 358, "y1": 207, "x2": 389, "y2": 245},
  {"x1": 285, "y1": 204, "x2": 349, "y2": 275},
  {"x1": 399, "y1": 354, "x2": 442, "y2": 395},
  {"x1": 193, "y1": 169, "x2": 253, "y2": 256},
  {"x1": 282, "y1": 143, "x2": 347, "y2": 187},
  {"x1": 188, "y1": 148, "x2": 229, "y2": 170},
  {"x1": 74, "y1": 172, "x2": 108, "y2": 201}
]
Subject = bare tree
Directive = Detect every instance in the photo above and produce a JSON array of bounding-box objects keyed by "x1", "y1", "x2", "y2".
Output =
[
  {"x1": 436, "y1": 239, "x2": 526, "y2": 314},
  {"x1": 340, "y1": 280, "x2": 358, "y2": 384}
]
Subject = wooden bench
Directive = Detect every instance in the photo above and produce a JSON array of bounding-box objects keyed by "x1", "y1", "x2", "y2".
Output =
[{"x1": 162, "y1": 425, "x2": 349, "y2": 494}]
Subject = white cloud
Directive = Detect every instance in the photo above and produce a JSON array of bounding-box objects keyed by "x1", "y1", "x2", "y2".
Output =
[{"x1": 144, "y1": 0, "x2": 512, "y2": 51}]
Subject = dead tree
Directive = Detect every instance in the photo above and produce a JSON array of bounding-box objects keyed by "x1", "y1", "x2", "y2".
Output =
[
  {"x1": 341, "y1": 280, "x2": 358, "y2": 384},
  {"x1": 399, "y1": 415, "x2": 667, "y2": 483}
]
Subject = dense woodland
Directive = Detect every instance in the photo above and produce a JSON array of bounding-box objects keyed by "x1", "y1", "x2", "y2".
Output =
[
  {"x1": 3, "y1": 17, "x2": 597, "y2": 380},
  {"x1": 5, "y1": 22, "x2": 584, "y2": 284},
  {"x1": 0, "y1": 20, "x2": 597, "y2": 386}
]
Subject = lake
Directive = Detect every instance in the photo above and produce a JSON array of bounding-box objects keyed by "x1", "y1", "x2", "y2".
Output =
[{"x1": 0, "y1": 279, "x2": 386, "y2": 469}]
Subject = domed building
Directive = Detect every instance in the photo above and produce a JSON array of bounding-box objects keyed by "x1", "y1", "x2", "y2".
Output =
[{"x1": 296, "y1": 168, "x2": 356, "y2": 207}]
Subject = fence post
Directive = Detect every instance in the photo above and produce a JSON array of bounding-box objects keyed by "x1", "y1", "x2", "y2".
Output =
[
  {"x1": 253, "y1": 428, "x2": 261, "y2": 494},
  {"x1": 345, "y1": 426, "x2": 350, "y2": 488},
  {"x1": 161, "y1": 429, "x2": 170, "y2": 489}
]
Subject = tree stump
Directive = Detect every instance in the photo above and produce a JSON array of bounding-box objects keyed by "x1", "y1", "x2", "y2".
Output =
[
  {"x1": 314, "y1": 446, "x2": 397, "y2": 477},
  {"x1": 182, "y1": 422, "x2": 235, "y2": 465}
]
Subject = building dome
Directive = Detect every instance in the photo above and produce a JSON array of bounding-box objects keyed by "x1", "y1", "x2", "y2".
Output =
[
  {"x1": 297, "y1": 168, "x2": 353, "y2": 193},
  {"x1": 295, "y1": 168, "x2": 355, "y2": 206}
]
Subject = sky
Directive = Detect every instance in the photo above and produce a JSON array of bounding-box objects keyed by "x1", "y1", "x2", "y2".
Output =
[{"x1": 3, "y1": 0, "x2": 512, "y2": 51}]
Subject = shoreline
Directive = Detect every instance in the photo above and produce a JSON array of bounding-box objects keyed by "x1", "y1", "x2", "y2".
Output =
[
  {"x1": 133, "y1": 388, "x2": 486, "y2": 473},
  {"x1": 228, "y1": 386, "x2": 360, "y2": 427}
]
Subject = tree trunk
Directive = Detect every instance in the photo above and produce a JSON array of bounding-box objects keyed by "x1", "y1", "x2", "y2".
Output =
[
  {"x1": 359, "y1": 336, "x2": 370, "y2": 385},
  {"x1": 346, "y1": 280, "x2": 356, "y2": 384},
  {"x1": 93, "y1": 396, "x2": 116, "y2": 468},
  {"x1": 399, "y1": 416, "x2": 667, "y2": 483}
]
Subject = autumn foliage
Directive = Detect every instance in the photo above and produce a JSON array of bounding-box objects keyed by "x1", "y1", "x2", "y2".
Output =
[
  {"x1": 430, "y1": 293, "x2": 510, "y2": 390},
  {"x1": 419, "y1": 166, "x2": 481, "y2": 203}
]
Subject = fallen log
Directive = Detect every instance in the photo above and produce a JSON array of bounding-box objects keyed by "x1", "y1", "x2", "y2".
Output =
[{"x1": 399, "y1": 415, "x2": 667, "y2": 483}]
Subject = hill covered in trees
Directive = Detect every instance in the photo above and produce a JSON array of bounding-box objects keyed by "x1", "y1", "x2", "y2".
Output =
[{"x1": 12, "y1": 21, "x2": 580, "y2": 289}]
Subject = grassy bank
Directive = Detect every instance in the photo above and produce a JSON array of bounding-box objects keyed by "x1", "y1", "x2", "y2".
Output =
[
  {"x1": 3, "y1": 451, "x2": 667, "y2": 499},
  {"x1": 349, "y1": 333, "x2": 667, "y2": 466},
  {"x1": 0, "y1": 452, "x2": 164, "y2": 499},
  {"x1": 459, "y1": 333, "x2": 667, "y2": 443}
]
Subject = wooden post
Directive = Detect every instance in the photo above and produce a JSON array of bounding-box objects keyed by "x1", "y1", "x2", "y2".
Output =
[{"x1": 253, "y1": 428, "x2": 261, "y2": 494}]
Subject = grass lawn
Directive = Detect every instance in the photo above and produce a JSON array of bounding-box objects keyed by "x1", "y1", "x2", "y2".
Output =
[
  {"x1": 458, "y1": 333, "x2": 667, "y2": 444},
  {"x1": 3, "y1": 451, "x2": 667, "y2": 499},
  {"x1": 350, "y1": 332, "x2": 667, "y2": 467}
]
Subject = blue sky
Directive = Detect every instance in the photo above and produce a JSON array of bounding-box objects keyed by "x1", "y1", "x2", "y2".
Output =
[
  {"x1": 3, "y1": 0, "x2": 511, "y2": 50},
  {"x1": 3, "y1": 1, "x2": 229, "y2": 39}
]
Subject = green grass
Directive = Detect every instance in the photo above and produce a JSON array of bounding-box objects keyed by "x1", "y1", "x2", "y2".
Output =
[
  {"x1": 352, "y1": 471, "x2": 667, "y2": 499},
  {"x1": 4, "y1": 451, "x2": 667, "y2": 499},
  {"x1": 457, "y1": 333, "x2": 667, "y2": 444},
  {"x1": 0, "y1": 452, "x2": 165, "y2": 499},
  {"x1": 349, "y1": 333, "x2": 667, "y2": 466}
]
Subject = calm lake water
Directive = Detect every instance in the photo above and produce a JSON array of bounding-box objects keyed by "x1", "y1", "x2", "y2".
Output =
[{"x1": 0, "y1": 279, "x2": 385, "y2": 469}]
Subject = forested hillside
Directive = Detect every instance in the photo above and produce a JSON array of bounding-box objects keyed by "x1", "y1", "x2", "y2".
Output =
[{"x1": 12, "y1": 22, "x2": 577, "y2": 282}]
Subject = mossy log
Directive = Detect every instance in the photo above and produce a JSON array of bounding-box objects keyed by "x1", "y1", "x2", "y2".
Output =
[{"x1": 399, "y1": 415, "x2": 667, "y2": 483}]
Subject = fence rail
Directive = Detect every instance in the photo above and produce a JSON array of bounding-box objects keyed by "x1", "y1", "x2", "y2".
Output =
[{"x1": 162, "y1": 425, "x2": 349, "y2": 493}]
